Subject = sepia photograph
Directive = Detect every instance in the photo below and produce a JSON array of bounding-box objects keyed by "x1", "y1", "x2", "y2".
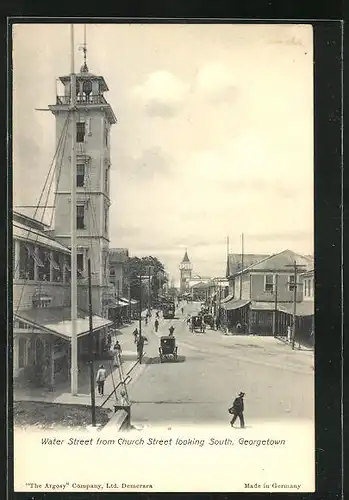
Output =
[{"x1": 12, "y1": 22, "x2": 314, "y2": 492}]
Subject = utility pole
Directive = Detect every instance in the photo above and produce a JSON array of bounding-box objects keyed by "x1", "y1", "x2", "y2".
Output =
[
  {"x1": 272, "y1": 274, "x2": 278, "y2": 337},
  {"x1": 138, "y1": 274, "x2": 142, "y2": 337},
  {"x1": 116, "y1": 279, "x2": 120, "y2": 326},
  {"x1": 70, "y1": 24, "x2": 78, "y2": 395},
  {"x1": 148, "y1": 266, "x2": 152, "y2": 311},
  {"x1": 285, "y1": 261, "x2": 306, "y2": 350},
  {"x1": 240, "y1": 232, "x2": 244, "y2": 300},
  {"x1": 88, "y1": 259, "x2": 96, "y2": 426},
  {"x1": 127, "y1": 281, "x2": 131, "y2": 321}
]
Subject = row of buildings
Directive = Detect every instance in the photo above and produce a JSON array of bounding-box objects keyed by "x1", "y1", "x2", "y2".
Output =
[
  {"x1": 13, "y1": 61, "x2": 139, "y2": 390},
  {"x1": 179, "y1": 249, "x2": 314, "y2": 343}
]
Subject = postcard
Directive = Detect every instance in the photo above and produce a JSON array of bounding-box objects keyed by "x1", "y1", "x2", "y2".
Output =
[{"x1": 12, "y1": 22, "x2": 314, "y2": 493}]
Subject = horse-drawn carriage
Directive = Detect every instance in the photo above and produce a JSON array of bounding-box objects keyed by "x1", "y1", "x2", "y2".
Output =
[
  {"x1": 159, "y1": 336, "x2": 178, "y2": 362},
  {"x1": 191, "y1": 315, "x2": 204, "y2": 332}
]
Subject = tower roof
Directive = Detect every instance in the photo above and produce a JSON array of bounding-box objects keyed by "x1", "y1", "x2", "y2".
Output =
[{"x1": 182, "y1": 250, "x2": 190, "y2": 263}]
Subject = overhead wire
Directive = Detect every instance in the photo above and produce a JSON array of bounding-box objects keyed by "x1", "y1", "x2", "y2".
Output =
[
  {"x1": 14, "y1": 113, "x2": 71, "y2": 316},
  {"x1": 14, "y1": 113, "x2": 70, "y2": 278}
]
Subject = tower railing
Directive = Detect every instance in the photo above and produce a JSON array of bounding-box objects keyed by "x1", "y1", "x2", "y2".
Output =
[{"x1": 56, "y1": 94, "x2": 108, "y2": 105}]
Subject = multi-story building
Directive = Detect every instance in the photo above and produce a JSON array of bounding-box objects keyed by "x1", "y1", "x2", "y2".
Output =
[
  {"x1": 222, "y1": 249, "x2": 314, "y2": 335},
  {"x1": 13, "y1": 211, "x2": 112, "y2": 390},
  {"x1": 48, "y1": 58, "x2": 117, "y2": 319},
  {"x1": 109, "y1": 248, "x2": 129, "y2": 296}
]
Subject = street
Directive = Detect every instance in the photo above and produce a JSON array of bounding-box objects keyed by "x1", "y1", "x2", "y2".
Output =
[{"x1": 127, "y1": 302, "x2": 314, "y2": 429}]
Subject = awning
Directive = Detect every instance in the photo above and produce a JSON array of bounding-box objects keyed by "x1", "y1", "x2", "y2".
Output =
[
  {"x1": 221, "y1": 294, "x2": 234, "y2": 304},
  {"x1": 250, "y1": 301, "x2": 314, "y2": 317},
  {"x1": 251, "y1": 301, "x2": 275, "y2": 311},
  {"x1": 108, "y1": 299, "x2": 128, "y2": 308},
  {"x1": 117, "y1": 297, "x2": 130, "y2": 305},
  {"x1": 130, "y1": 299, "x2": 138, "y2": 305},
  {"x1": 14, "y1": 307, "x2": 113, "y2": 341},
  {"x1": 277, "y1": 301, "x2": 314, "y2": 317},
  {"x1": 222, "y1": 299, "x2": 250, "y2": 311},
  {"x1": 13, "y1": 222, "x2": 70, "y2": 254}
]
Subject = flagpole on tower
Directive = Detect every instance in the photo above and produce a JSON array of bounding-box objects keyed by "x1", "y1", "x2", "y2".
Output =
[{"x1": 70, "y1": 24, "x2": 78, "y2": 395}]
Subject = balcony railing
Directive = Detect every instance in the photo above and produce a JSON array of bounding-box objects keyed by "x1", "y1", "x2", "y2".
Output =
[{"x1": 56, "y1": 94, "x2": 108, "y2": 105}]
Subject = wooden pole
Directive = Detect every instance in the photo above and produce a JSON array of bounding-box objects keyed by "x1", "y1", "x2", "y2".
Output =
[
  {"x1": 148, "y1": 266, "x2": 151, "y2": 311},
  {"x1": 70, "y1": 24, "x2": 78, "y2": 395},
  {"x1": 88, "y1": 259, "x2": 96, "y2": 426},
  {"x1": 292, "y1": 261, "x2": 297, "y2": 350},
  {"x1": 240, "y1": 232, "x2": 244, "y2": 300},
  {"x1": 139, "y1": 274, "x2": 142, "y2": 336},
  {"x1": 272, "y1": 274, "x2": 278, "y2": 337}
]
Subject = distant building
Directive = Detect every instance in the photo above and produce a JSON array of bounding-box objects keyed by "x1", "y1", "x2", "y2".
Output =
[
  {"x1": 179, "y1": 250, "x2": 192, "y2": 292},
  {"x1": 222, "y1": 249, "x2": 314, "y2": 335},
  {"x1": 109, "y1": 248, "x2": 129, "y2": 295}
]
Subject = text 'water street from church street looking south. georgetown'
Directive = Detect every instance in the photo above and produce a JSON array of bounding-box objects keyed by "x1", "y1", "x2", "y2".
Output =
[{"x1": 12, "y1": 23, "x2": 314, "y2": 435}]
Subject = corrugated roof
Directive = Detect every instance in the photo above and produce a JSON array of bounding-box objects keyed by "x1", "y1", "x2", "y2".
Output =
[
  {"x1": 221, "y1": 294, "x2": 234, "y2": 304},
  {"x1": 250, "y1": 300, "x2": 314, "y2": 317},
  {"x1": 13, "y1": 222, "x2": 70, "y2": 254},
  {"x1": 242, "y1": 250, "x2": 314, "y2": 273},
  {"x1": 15, "y1": 307, "x2": 112, "y2": 340},
  {"x1": 250, "y1": 301, "x2": 275, "y2": 311},
  {"x1": 278, "y1": 301, "x2": 314, "y2": 317},
  {"x1": 222, "y1": 299, "x2": 250, "y2": 311}
]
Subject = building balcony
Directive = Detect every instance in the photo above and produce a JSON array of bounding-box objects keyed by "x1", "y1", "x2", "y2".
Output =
[{"x1": 56, "y1": 94, "x2": 108, "y2": 105}]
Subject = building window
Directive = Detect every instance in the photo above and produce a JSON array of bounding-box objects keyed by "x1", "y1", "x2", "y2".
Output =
[
  {"x1": 50, "y1": 251, "x2": 63, "y2": 282},
  {"x1": 37, "y1": 248, "x2": 50, "y2": 281},
  {"x1": 77, "y1": 163, "x2": 85, "y2": 187},
  {"x1": 77, "y1": 252, "x2": 84, "y2": 277},
  {"x1": 76, "y1": 122, "x2": 85, "y2": 143},
  {"x1": 264, "y1": 274, "x2": 274, "y2": 293},
  {"x1": 18, "y1": 338, "x2": 27, "y2": 368},
  {"x1": 104, "y1": 124, "x2": 108, "y2": 147},
  {"x1": 104, "y1": 167, "x2": 108, "y2": 193},
  {"x1": 18, "y1": 242, "x2": 33, "y2": 280},
  {"x1": 288, "y1": 275, "x2": 296, "y2": 292},
  {"x1": 104, "y1": 207, "x2": 108, "y2": 234},
  {"x1": 77, "y1": 205, "x2": 85, "y2": 229}
]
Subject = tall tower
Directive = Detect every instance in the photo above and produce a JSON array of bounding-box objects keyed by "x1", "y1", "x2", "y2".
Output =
[
  {"x1": 49, "y1": 50, "x2": 117, "y2": 317},
  {"x1": 179, "y1": 250, "x2": 192, "y2": 292}
]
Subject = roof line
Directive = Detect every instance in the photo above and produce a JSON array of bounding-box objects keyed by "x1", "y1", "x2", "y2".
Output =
[{"x1": 231, "y1": 249, "x2": 313, "y2": 276}]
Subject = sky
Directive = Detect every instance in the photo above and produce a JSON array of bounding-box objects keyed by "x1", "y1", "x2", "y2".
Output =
[{"x1": 12, "y1": 23, "x2": 314, "y2": 285}]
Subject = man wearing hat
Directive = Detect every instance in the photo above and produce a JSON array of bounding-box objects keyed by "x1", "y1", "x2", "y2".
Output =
[{"x1": 229, "y1": 391, "x2": 245, "y2": 428}]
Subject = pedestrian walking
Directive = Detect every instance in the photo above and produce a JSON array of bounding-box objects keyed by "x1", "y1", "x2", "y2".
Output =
[
  {"x1": 229, "y1": 391, "x2": 245, "y2": 428},
  {"x1": 155, "y1": 311, "x2": 160, "y2": 319},
  {"x1": 113, "y1": 341, "x2": 122, "y2": 367},
  {"x1": 133, "y1": 328, "x2": 139, "y2": 343},
  {"x1": 169, "y1": 325, "x2": 175, "y2": 336},
  {"x1": 137, "y1": 335, "x2": 145, "y2": 363},
  {"x1": 106, "y1": 333, "x2": 112, "y2": 350},
  {"x1": 145, "y1": 316, "x2": 148, "y2": 326},
  {"x1": 181, "y1": 307, "x2": 184, "y2": 315},
  {"x1": 96, "y1": 365, "x2": 107, "y2": 396},
  {"x1": 154, "y1": 318, "x2": 159, "y2": 332}
]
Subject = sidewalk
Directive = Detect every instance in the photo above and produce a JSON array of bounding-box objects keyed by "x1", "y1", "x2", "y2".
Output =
[{"x1": 14, "y1": 315, "x2": 150, "y2": 409}]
